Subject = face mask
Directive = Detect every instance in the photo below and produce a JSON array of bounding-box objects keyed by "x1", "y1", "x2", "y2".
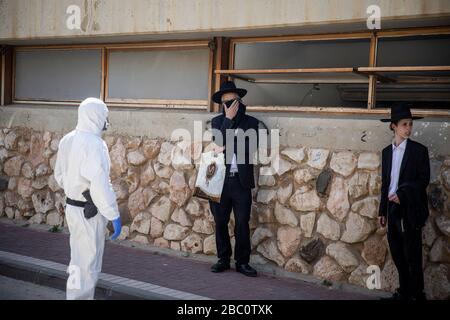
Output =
[
  {"x1": 222, "y1": 99, "x2": 245, "y2": 114},
  {"x1": 102, "y1": 118, "x2": 110, "y2": 131},
  {"x1": 223, "y1": 99, "x2": 237, "y2": 109}
]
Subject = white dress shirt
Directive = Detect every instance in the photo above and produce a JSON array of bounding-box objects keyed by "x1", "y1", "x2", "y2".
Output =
[
  {"x1": 230, "y1": 153, "x2": 238, "y2": 172},
  {"x1": 230, "y1": 129, "x2": 238, "y2": 173},
  {"x1": 388, "y1": 138, "x2": 408, "y2": 197}
]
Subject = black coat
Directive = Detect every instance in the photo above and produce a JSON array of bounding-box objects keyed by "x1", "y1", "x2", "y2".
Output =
[
  {"x1": 379, "y1": 139, "x2": 430, "y2": 228},
  {"x1": 211, "y1": 113, "x2": 260, "y2": 189}
]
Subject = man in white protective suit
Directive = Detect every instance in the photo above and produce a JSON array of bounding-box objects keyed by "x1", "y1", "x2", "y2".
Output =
[{"x1": 54, "y1": 97, "x2": 122, "y2": 300}]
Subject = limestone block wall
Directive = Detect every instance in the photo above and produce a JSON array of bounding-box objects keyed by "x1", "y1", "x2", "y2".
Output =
[{"x1": 0, "y1": 127, "x2": 449, "y2": 299}]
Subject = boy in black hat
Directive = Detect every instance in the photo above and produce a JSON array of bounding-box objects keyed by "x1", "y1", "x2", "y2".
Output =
[
  {"x1": 208, "y1": 81, "x2": 260, "y2": 277},
  {"x1": 379, "y1": 103, "x2": 430, "y2": 300}
]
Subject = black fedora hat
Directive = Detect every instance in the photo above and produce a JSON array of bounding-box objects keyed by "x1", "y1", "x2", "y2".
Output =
[
  {"x1": 380, "y1": 102, "x2": 423, "y2": 122},
  {"x1": 212, "y1": 81, "x2": 247, "y2": 104}
]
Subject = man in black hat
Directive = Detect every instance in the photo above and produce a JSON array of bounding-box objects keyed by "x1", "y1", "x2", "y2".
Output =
[
  {"x1": 209, "y1": 81, "x2": 260, "y2": 277},
  {"x1": 379, "y1": 103, "x2": 430, "y2": 300}
]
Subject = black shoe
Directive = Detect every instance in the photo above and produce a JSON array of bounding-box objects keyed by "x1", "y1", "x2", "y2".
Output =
[
  {"x1": 236, "y1": 264, "x2": 257, "y2": 277},
  {"x1": 211, "y1": 261, "x2": 230, "y2": 273},
  {"x1": 412, "y1": 292, "x2": 427, "y2": 301}
]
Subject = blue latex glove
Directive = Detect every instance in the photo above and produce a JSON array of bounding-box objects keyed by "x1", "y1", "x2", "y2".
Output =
[{"x1": 110, "y1": 217, "x2": 122, "y2": 240}]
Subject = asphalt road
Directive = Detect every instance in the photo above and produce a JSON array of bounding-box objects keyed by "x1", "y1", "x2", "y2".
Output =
[{"x1": 0, "y1": 275, "x2": 65, "y2": 300}]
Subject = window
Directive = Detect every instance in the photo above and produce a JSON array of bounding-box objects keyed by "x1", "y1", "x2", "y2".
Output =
[
  {"x1": 377, "y1": 35, "x2": 450, "y2": 67},
  {"x1": 234, "y1": 39, "x2": 370, "y2": 69},
  {"x1": 372, "y1": 34, "x2": 450, "y2": 110},
  {"x1": 11, "y1": 40, "x2": 213, "y2": 110},
  {"x1": 215, "y1": 27, "x2": 450, "y2": 116},
  {"x1": 14, "y1": 48, "x2": 102, "y2": 102},
  {"x1": 106, "y1": 48, "x2": 210, "y2": 106},
  {"x1": 230, "y1": 38, "x2": 371, "y2": 108},
  {"x1": 6, "y1": 28, "x2": 450, "y2": 116}
]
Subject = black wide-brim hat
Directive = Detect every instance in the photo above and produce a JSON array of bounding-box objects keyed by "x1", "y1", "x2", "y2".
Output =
[
  {"x1": 212, "y1": 81, "x2": 247, "y2": 104},
  {"x1": 380, "y1": 102, "x2": 423, "y2": 122}
]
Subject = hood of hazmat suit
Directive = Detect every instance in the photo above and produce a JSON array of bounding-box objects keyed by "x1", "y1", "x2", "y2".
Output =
[{"x1": 54, "y1": 97, "x2": 119, "y2": 300}]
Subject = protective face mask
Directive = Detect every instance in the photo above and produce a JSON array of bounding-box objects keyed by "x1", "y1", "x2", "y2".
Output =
[
  {"x1": 102, "y1": 118, "x2": 110, "y2": 131},
  {"x1": 224, "y1": 99, "x2": 237, "y2": 109},
  {"x1": 222, "y1": 99, "x2": 245, "y2": 114}
]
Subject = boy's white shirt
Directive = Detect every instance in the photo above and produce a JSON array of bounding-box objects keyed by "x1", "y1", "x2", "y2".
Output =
[{"x1": 388, "y1": 138, "x2": 408, "y2": 197}]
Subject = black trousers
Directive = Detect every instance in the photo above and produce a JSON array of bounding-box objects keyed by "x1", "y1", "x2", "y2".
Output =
[
  {"x1": 209, "y1": 175, "x2": 252, "y2": 265},
  {"x1": 387, "y1": 202, "x2": 425, "y2": 298}
]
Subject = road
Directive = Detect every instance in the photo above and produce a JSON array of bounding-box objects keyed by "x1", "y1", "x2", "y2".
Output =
[{"x1": 0, "y1": 275, "x2": 65, "y2": 300}]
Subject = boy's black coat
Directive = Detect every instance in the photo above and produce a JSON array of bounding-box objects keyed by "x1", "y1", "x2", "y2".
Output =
[{"x1": 379, "y1": 139, "x2": 430, "y2": 229}]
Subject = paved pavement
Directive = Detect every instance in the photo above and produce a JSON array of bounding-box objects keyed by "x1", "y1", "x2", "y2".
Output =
[{"x1": 0, "y1": 219, "x2": 385, "y2": 300}]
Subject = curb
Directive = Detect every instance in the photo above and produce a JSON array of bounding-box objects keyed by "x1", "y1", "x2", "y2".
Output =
[{"x1": 0, "y1": 250, "x2": 211, "y2": 300}]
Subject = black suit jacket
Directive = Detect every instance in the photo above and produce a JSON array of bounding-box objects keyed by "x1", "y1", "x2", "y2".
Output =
[
  {"x1": 379, "y1": 139, "x2": 430, "y2": 228},
  {"x1": 211, "y1": 113, "x2": 260, "y2": 189}
]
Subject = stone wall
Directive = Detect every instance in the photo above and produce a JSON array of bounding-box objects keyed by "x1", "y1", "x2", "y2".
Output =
[{"x1": 0, "y1": 126, "x2": 449, "y2": 299}]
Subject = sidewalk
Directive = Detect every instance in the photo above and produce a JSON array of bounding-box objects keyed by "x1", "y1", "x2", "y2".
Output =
[{"x1": 0, "y1": 219, "x2": 386, "y2": 300}]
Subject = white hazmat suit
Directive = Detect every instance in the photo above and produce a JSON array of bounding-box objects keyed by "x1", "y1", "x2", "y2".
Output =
[{"x1": 54, "y1": 98, "x2": 120, "y2": 300}]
